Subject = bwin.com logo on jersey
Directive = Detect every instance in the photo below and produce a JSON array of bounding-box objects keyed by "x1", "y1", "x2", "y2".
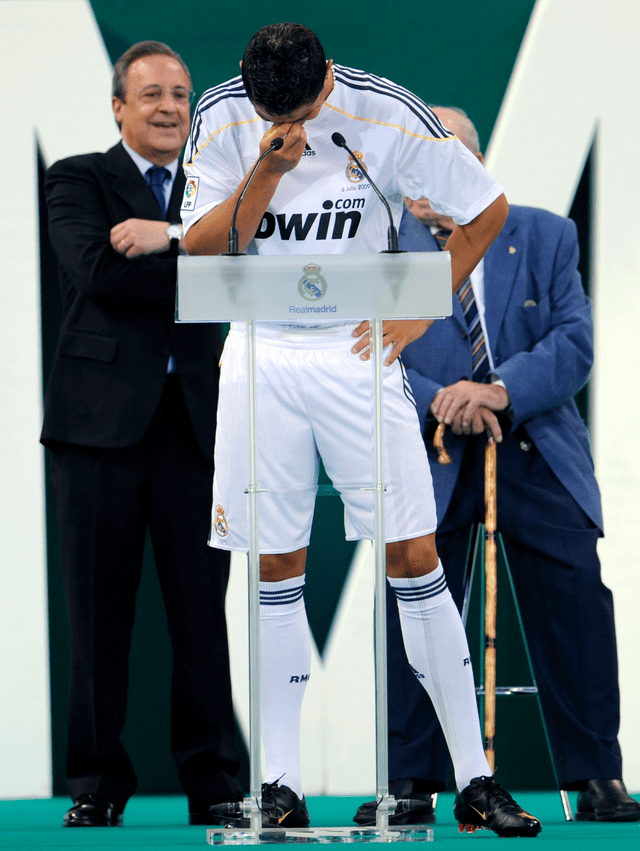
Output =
[{"x1": 298, "y1": 263, "x2": 328, "y2": 301}]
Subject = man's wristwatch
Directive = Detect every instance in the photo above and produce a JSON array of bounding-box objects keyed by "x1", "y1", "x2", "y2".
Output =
[{"x1": 166, "y1": 223, "x2": 183, "y2": 251}]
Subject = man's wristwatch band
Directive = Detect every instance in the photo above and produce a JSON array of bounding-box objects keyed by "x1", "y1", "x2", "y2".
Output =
[{"x1": 166, "y1": 223, "x2": 183, "y2": 252}]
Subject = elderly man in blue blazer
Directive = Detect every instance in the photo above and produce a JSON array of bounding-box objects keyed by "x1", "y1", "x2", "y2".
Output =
[{"x1": 357, "y1": 107, "x2": 639, "y2": 825}]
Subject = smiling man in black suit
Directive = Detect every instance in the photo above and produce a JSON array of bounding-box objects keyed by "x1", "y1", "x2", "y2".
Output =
[{"x1": 42, "y1": 40, "x2": 242, "y2": 828}]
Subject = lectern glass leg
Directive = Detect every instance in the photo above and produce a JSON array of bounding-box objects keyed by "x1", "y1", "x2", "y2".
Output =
[
  {"x1": 371, "y1": 318, "x2": 395, "y2": 831},
  {"x1": 247, "y1": 319, "x2": 262, "y2": 831}
]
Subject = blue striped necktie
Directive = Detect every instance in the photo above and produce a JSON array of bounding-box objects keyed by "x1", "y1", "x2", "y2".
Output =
[
  {"x1": 435, "y1": 229, "x2": 489, "y2": 381},
  {"x1": 146, "y1": 166, "x2": 170, "y2": 219}
]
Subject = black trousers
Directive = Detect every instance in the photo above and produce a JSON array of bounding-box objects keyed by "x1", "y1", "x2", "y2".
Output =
[
  {"x1": 49, "y1": 376, "x2": 241, "y2": 812},
  {"x1": 387, "y1": 431, "x2": 621, "y2": 791}
]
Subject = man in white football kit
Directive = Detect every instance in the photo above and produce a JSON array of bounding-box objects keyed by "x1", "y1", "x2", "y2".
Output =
[{"x1": 182, "y1": 23, "x2": 540, "y2": 837}]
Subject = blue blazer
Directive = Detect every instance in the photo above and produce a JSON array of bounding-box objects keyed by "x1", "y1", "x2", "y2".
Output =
[{"x1": 400, "y1": 205, "x2": 603, "y2": 532}]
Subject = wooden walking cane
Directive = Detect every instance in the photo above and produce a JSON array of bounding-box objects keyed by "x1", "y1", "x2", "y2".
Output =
[
  {"x1": 484, "y1": 435, "x2": 497, "y2": 771},
  {"x1": 434, "y1": 423, "x2": 498, "y2": 769}
]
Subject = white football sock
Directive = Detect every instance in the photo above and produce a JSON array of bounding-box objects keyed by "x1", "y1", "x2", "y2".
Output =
[
  {"x1": 259, "y1": 575, "x2": 310, "y2": 798},
  {"x1": 389, "y1": 562, "x2": 491, "y2": 791}
]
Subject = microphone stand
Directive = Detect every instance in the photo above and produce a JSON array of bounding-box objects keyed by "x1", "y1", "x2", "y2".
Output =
[
  {"x1": 331, "y1": 132, "x2": 403, "y2": 254},
  {"x1": 225, "y1": 137, "x2": 284, "y2": 255}
]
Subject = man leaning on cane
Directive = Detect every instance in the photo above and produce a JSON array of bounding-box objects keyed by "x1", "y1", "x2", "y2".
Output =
[{"x1": 354, "y1": 105, "x2": 640, "y2": 826}]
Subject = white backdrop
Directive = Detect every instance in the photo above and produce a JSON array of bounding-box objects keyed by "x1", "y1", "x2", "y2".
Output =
[{"x1": 1, "y1": 0, "x2": 639, "y2": 798}]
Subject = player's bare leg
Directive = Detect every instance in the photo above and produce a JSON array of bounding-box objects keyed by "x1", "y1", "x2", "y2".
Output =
[
  {"x1": 386, "y1": 533, "x2": 439, "y2": 578},
  {"x1": 260, "y1": 548, "x2": 306, "y2": 581}
]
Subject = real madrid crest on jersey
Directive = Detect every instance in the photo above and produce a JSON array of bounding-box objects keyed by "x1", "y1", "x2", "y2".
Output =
[
  {"x1": 214, "y1": 504, "x2": 229, "y2": 537},
  {"x1": 346, "y1": 152, "x2": 366, "y2": 183},
  {"x1": 298, "y1": 264, "x2": 328, "y2": 301}
]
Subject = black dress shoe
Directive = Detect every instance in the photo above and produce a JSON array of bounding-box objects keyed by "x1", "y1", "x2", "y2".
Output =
[
  {"x1": 62, "y1": 793, "x2": 123, "y2": 827},
  {"x1": 354, "y1": 779, "x2": 435, "y2": 826},
  {"x1": 576, "y1": 779, "x2": 640, "y2": 822}
]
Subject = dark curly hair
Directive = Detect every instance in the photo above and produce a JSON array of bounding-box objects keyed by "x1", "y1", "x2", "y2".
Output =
[{"x1": 241, "y1": 23, "x2": 327, "y2": 117}]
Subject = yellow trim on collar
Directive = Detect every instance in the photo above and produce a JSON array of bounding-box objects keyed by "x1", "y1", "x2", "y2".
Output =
[
  {"x1": 185, "y1": 116, "x2": 262, "y2": 165},
  {"x1": 324, "y1": 102, "x2": 456, "y2": 142}
]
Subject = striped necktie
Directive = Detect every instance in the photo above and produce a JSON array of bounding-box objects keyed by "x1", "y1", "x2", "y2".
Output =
[
  {"x1": 146, "y1": 166, "x2": 170, "y2": 219},
  {"x1": 435, "y1": 229, "x2": 489, "y2": 381}
]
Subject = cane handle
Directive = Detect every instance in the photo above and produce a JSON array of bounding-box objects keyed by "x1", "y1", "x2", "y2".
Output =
[{"x1": 434, "y1": 422, "x2": 452, "y2": 465}]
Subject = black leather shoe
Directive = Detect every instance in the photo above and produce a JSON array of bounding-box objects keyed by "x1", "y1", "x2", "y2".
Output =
[
  {"x1": 576, "y1": 779, "x2": 640, "y2": 822},
  {"x1": 62, "y1": 793, "x2": 123, "y2": 827},
  {"x1": 354, "y1": 779, "x2": 436, "y2": 826}
]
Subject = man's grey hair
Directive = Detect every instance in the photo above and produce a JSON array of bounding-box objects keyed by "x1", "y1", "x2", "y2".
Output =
[
  {"x1": 112, "y1": 40, "x2": 191, "y2": 101},
  {"x1": 430, "y1": 105, "x2": 481, "y2": 154}
]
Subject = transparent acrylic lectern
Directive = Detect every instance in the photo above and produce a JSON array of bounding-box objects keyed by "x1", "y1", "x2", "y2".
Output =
[{"x1": 176, "y1": 252, "x2": 452, "y2": 845}]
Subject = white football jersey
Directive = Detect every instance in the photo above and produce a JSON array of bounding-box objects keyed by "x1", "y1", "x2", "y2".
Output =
[{"x1": 182, "y1": 64, "x2": 503, "y2": 256}]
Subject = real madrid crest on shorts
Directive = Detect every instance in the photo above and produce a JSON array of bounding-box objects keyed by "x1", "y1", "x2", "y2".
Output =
[
  {"x1": 346, "y1": 152, "x2": 366, "y2": 183},
  {"x1": 214, "y1": 504, "x2": 229, "y2": 538},
  {"x1": 298, "y1": 263, "x2": 327, "y2": 301}
]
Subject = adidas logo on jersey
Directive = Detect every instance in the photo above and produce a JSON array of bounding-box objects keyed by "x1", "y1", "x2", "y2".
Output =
[{"x1": 302, "y1": 143, "x2": 316, "y2": 157}]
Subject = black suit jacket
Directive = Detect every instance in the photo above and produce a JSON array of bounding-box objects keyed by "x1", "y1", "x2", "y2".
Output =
[{"x1": 41, "y1": 141, "x2": 222, "y2": 460}]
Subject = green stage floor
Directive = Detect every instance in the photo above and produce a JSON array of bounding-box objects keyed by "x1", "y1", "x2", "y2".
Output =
[{"x1": 2, "y1": 794, "x2": 639, "y2": 850}]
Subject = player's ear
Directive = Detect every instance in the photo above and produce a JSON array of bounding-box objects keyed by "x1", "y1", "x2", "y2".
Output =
[{"x1": 325, "y1": 59, "x2": 333, "y2": 82}]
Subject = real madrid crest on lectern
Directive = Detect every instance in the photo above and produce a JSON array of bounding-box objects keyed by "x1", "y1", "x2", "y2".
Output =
[{"x1": 298, "y1": 263, "x2": 328, "y2": 301}]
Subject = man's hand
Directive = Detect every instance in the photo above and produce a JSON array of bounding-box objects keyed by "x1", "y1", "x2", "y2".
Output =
[
  {"x1": 111, "y1": 219, "x2": 171, "y2": 258},
  {"x1": 445, "y1": 405, "x2": 504, "y2": 442},
  {"x1": 185, "y1": 121, "x2": 307, "y2": 257},
  {"x1": 351, "y1": 319, "x2": 433, "y2": 366},
  {"x1": 259, "y1": 122, "x2": 308, "y2": 176},
  {"x1": 430, "y1": 380, "x2": 510, "y2": 442}
]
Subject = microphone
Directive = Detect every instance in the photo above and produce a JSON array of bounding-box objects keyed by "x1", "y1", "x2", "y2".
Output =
[
  {"x1": 331, "y1": 132, "x2": 402, "y2": 253},
  {"x1": 225, "y1": 137, "x2": 284, "y2": 255}
]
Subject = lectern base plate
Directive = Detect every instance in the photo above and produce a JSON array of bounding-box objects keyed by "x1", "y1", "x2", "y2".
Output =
[{"x1": 206, "y1": 826, "x2": 434, "y2": 844}]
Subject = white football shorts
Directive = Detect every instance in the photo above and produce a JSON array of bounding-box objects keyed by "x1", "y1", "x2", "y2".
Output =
[{"x1": 210, "y1": 322, "x2": 437, "y2": 554}]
